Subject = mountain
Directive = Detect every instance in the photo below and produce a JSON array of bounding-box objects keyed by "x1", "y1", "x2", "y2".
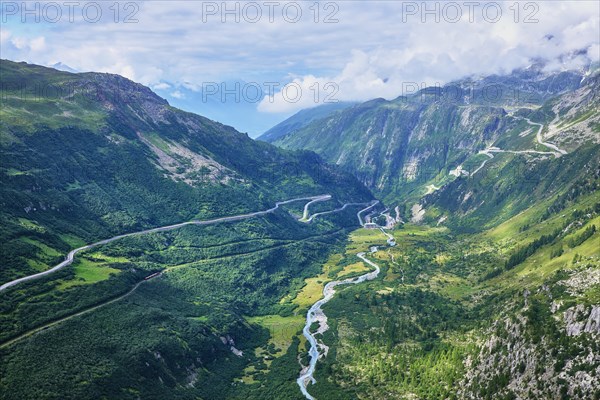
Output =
[
  {"x1": 271, "y1": 66, "x2": 599, "y2": 218},
  {"x1": 263, "y1": 66, "x2": 600, "y2": 400},
  {"x1": 257, "y1": 102, "x2": 356, "y2": 143},
  {"x1": 307, "y1": 170, "x2": 600, "y2": 400},
  {"x1": 49, "y1": 62, "x2": 78, "y2": 73},
  {"x1": 0, "y1": 60, "x2": 375, "y2": 399},
  {"x1": 0, "y1": 60, "x2": 372, "y2": 284},
  {"x1": 1, "y1": 60, "x2": 599, "y2": 400}
]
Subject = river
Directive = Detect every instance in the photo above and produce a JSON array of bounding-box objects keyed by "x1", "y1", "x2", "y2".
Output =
[{"x1": 297, "y1": 203, "x2": 390, "y2": 399}]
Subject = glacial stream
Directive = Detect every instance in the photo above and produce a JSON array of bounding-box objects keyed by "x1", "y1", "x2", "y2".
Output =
[{"x1": 297, "y1": 204, "x2": 389, "y2": 399}]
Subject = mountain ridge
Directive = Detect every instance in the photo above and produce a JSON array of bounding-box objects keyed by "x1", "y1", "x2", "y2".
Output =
[
  {"x1": 269, "y1": 66, "x2": 599, "y2": 226},
  {"x1": 257, "y1": 102, "x2": 356, "y2": 143},
  {"x1": 0, "y1": 59, "x2": 373, "y2": 283}
]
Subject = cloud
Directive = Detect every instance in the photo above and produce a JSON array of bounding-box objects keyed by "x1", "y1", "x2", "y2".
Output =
[
  {"x1": 257, "y1": 75, "x2": 323, "y2": 113},
  {"x1": 152, "y1": 82, "x2": 172, "y2": 90},
  {"x1": 9, "y1": 35, "x2": 45, "y2": 51},
  {"x1": 170, "y1": 90, "x2": 185, "y2": 99},
  {"x1": 259, "y1": 1, "x2": 600, "y2": 113},
  {"x1": 0, "y1": 28, "x2": 11, "y2": 44},
  {"x1": 29, "y1": 36, "x2": 45, "y2": 51},
  {"x1": 1, "y1": 0, "x2": 598, "y2": 117}
]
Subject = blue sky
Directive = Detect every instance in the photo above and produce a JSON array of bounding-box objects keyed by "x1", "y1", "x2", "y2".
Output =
[{"x1": 1, "y1": 1, "x2": 599, "y2": 136}]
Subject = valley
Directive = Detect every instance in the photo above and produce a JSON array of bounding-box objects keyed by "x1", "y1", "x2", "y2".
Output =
[
  {"x1": 256, "y1": 65, "x2": 600, "y2": 399},
  {"x1": 298, "y1": 202, "x2": 389, "y2": 400},
  {"x1": 0, "y1": 60, "x2": 598, "y2": 400},
  {"x1": 0, "y1": 60, "x2": 376, "y2": 400},
  {"x1": 303, "y1": 193, "x2": 599, "y2": 400}
]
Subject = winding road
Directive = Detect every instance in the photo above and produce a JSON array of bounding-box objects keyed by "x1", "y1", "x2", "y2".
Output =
[
  {"x1": 471, "y1": 117, "x2": 568, "y2": 177},
  {"x1": 300, "y1": 195, "x2": 332, "y2": 221},
  {"x1": 356, "y1": 200, "x2": 380, "y2": 226},
  {"x1": 525, "y1": 117, "x2": 567, "y2": 155},
  {"x1": 303, "y1": 201, "x2": 375, "y2": 223},
  {"x1": 2, "y1": 194, "x2": 391, "y2": 397},
  {"x1": 297, "y1": 203, "x2": 392, "y2": 400},
  {"x1": 1, "y1": 195, "x2": 375, "y2": 349},
  {"x1": 0, "y1": 195, "x2": 330, "y2": 293}
]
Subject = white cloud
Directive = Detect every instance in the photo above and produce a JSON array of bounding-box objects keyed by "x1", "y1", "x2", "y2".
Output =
[
  {"x1": 29, "y1": 36, "x2": 45, "y2": 51},
  {"x1": 259, "y1": 1, "x2": 600, "y2": 113},
  {"x1": 0, "y1": 28, "x2": 11, "y2": 44},
  {"x1": 170, "y1": 90, "x2": 185, "y2": 99},
  {"x1": 152, "y1": 82, "x2": 172, "y2": 90},
  {"x1": 1, "y1": 0, "x2": 598, "y2": 117},
  {"x1": 181, "y1": 81, "x2": 202, "y2": 92},
  {"x1": 10, "y1": 36, "x2": 28, "y2": 50},
  {"x1": 8, "y1": 35, "x2": 46, "y2": 52}
]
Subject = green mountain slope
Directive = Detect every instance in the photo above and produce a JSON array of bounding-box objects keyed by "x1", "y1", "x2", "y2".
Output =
[
  {"x1": 257, "y1": 102, "x2": 355, "y2": 143},
  {"x1": 0, "y1": 60, "x2": 374, "y2": 400},
  {"x1": 308, "y1": 185, "x2": 600, "y2": 400},
  {"x1": 272, "y1": 67, "x2": 598, "y2": 213},
  {"x1": 1, "y1": 60, "x2": 599, "y2": 400},
  {"x1": 0, "y1": 60, "x2": 372, "y2": 283},
  {"x1": 260, "y1": 65, "x2": 599, "y2": 400}
]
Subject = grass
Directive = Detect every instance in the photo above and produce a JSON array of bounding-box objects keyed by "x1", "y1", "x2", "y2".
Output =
[
  {"x1": 347, "y1": 228, "x2": 387, "y2": 248},
  {"x1": 26, "y1": 259, "x2": 51, "y2": 272},
  {"x1": 484, "y1": 215, "x2": 600, "y2": 292},
  {"x1": 84, "y1": 252, "x2": 130, "y2": 264},
  {"x1": 240, "y1": 365, "x2": 257, "y2": 384},
  {"x1": 376, "y1": 287, "x2": 394, "y2": 295},
  {"x1": 20, "y1": 237, "x2": 63, "y2": 272},
  {"x1": 287, "y1": 253, "x2": 338, "y2": 310},
  {"x1": 242, "y1": 314, "x2": 306, "y2": 382},
  {"x1": 73, "y1": 259, "x2": 121, "y2": 282},
  {"x1": 557, "y1": 108, "x2": 598, "y2": 129},
  {"x1": 485, "y1": 191, "x2": 599, "y2": 243},
  {"x1": 57, "y1": 256, "x2": 122, "y2": 290},
  {"x1": 290, "y1": 229, "x2": 386, "y2": 310},
  {"x1": 353, "y1": 212, "x2": 594, "y2": 305},
  {"x1": 21, "y1": 238, "x2": 62, "y2": 258},
  {"x1": 58, "y1": 234, "x2": 87, "y2": 248},
  {"x1": 246, "y1": 314, "x2": 305, "y2": 356},
  {"x1": 291, "y1": 273, "x2": 328, "y2": 310},
  {"x1": 395, "y1": 224, "x2": 447, "y2": 237},
  {"x1": 429, "y1": 273, "x2": 477, "y2": 300},
  {"x1": 241, "y1": 227, "x2": 393, "y2": 381},
  {"x1": 337, "y1": 261, "x2": 370, "y2": 278},
  {"x1": 0, "y1": 92, "x2": 107, "y2": 134},
  {"x1": 140, "y1": 131, "x2": 173, "y2": 153}
]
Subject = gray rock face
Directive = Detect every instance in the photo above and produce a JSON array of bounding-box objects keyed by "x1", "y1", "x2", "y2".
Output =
[
  {"x1": 584, "y1": 306, "x2": 600, "y2": 335},
  {"x1": 564, "y1": 304, "x2": 587, "y2": 336},
  {"x1": 460, "y1": 294, "x2": 600, "y2": 400},
  {"x1": 272, "y1": 67, "x2": 596, "y2": 204},
  {"x1": 564, "y1": 305, "x2": 600, "y2": 336}
]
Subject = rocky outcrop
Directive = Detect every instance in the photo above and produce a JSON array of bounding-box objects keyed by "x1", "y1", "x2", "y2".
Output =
[
  {"x1": 460, "y1": 292, "x2": 600, "y2": 400},
  {"x1": 564, "y1": 304, "x2": 600, "y2": 336}
]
